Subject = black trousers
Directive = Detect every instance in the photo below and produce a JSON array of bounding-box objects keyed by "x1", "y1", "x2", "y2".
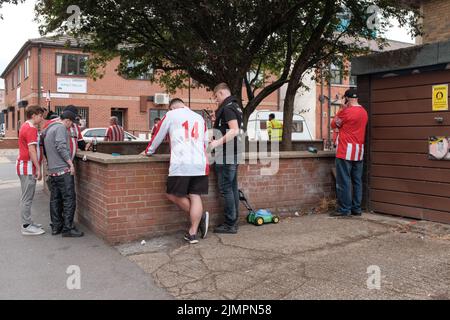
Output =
[{"x1": 49, "y1": 173, "x2": 76, "y2": 232}]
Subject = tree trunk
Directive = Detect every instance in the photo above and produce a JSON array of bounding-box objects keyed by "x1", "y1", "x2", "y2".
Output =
[{"x1": 281, "y1": 81, "x2": 297, "y2": 151}]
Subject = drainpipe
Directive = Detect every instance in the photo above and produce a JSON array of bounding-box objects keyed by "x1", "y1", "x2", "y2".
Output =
[
  {"x1": 320, "y1": 67, "x2": 324, "y2": 140},
  {"x1": 37, "y1": 44, "x2": 42, "y2": 106}
]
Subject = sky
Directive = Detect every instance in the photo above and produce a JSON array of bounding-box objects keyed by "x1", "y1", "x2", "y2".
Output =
[{"x1": 0, "y1": 0, "x2": 416, "y2": 90}]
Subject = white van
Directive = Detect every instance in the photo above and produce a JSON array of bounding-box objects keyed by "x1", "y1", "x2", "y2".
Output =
[{"x1": 246, "y1": 110, "x2": 313, "y2": 141}]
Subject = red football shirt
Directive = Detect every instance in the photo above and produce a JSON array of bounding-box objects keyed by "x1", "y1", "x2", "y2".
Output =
[
  {"x1": 105, "y1": 125, "x2": 125, "y2": 142},
  {"x1": 331, "y1": 105, "x2": 368, "y2": 161},
  {"x1": 17, "y1": 121, "x2": 40, "y2": 176}
]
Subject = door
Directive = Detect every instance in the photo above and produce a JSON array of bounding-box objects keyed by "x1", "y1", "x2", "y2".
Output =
[
  {"x1": 367, "y1": 69, "x2": 450, "y2": 224},
  {"x1": 111, "y1": 110, "x2": 124, "y2": 127}
]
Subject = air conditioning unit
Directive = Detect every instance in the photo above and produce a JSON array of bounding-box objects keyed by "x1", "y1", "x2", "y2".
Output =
[{"x1": 154, "y1": 93, "x2": 170, "y2": 105}]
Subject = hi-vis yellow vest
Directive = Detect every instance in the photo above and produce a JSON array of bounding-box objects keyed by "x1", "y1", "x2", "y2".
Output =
[{"x1": 267, "y1": 119, "x2": 283, "y2": 141}]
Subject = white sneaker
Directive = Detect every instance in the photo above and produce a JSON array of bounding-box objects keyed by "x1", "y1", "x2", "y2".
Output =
[
  {"x1": 22, "y1": 224, "x2": 45, "y2": 236},
  {"x1": 31, "y1": 222, "x2": 42, "y2": 228}
]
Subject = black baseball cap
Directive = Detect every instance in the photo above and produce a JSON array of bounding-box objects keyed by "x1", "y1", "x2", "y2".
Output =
[
  {"x1": 344, "y1": 88, "x2": 358, "y2": 99},
  {"x1": 63, "y1": 105, "x2": 79, "y2": 124},
  {"x1": 61, "y1": 110, "x2": 77, "y2": 122}
]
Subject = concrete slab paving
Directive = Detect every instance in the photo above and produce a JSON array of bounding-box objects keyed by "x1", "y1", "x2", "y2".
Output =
[{"x1": 122, "y1": 214, "x2": 450, "y2": 300}]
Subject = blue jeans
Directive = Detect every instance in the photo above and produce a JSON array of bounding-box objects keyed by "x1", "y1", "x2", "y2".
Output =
[
  {"x1": 335, "y1": 158, "x2": 364, "y2": 214},
  {"x1": 215, "y1": 164, "x2": 239, "y2": 227}
]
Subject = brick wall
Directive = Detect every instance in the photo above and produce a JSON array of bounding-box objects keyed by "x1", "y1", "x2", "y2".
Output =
[
  {"x1": 75, "y1": 154, "x2": 335, "y2": 244},
  {"x1": 422, "y1": 0, "x2": 450, "y2": 43},
  {"x1": 0, "y1": 138, "x2": 18, "y2": 149}
]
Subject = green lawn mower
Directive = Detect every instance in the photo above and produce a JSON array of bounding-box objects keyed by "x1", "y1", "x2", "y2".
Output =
[{"x1": 239, "y1": 189, "x2": 280, "y2": 226}]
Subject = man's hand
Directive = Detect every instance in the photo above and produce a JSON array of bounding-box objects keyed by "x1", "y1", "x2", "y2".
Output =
[
  {"x1": 69, "y1": 164, "x2": 75, "y2": 176},
  {"x1": 85, "y1": 142, "x2": 92, "y2": 151},
  {"x1": 209, "y1": 139, "x2": 221, "y2": 150},
  {"x1": 35, "y1": 169, "x2": 42, "y2": 181},
  {"x1": 140, "y1": 151, "x2": 150, "y2": 156}
]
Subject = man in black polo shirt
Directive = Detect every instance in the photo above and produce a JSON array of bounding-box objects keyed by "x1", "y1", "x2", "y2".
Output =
[{"x1": 209, "y1": 83, "x2": 244, "y2": 234}]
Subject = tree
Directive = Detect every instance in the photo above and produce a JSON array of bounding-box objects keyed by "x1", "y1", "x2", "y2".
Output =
[{"x1": 32, "y1": 0, "x2": 420, "y2": 150}]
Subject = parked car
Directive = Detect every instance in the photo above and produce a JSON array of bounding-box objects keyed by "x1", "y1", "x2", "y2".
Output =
[
  {"x1": 81, "y1": 128, "x2": 143, "y2": 142},
  {"x1": 246, "y1": 110, "x2": 313, "y2": 141}
]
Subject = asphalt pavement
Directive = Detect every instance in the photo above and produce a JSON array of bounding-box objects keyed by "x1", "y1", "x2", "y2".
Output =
[{"x1": 0, "y1": 149, "x2": 172, "y2": 300}]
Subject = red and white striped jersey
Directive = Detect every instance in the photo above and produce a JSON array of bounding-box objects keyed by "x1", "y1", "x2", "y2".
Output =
[
  {"x1": 105, "y1": 125, "x2": 125, "y2": 142},
  {"x1": 43, "y1": 118, "x2": 82, "y2": 160},
  {"x1": 332, "y1": 105, "x2": 368, "y2": 161},
  {"x1": 17, "y1": 121, "x2": 41, "y2": 176},
  {"x1": 145, "y1": 107, "x2": 209, "y2": 176}
]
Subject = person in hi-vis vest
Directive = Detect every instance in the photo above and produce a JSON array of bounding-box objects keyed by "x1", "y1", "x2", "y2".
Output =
[{"x1": 267, "y1": 113, "x2": 283, "y2": 141}]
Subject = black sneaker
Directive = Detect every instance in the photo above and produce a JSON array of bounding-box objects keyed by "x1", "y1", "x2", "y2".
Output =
[
  {"x1": 329, "y1": 212, "x2": 352, "y2": 217},
  {"x1": 62, "y1": 227, "x2": 84, "y2": 237},
  {"x1": 351, "y1": 212, "x2": 362, "y2": 217},
  {"x1": 213, "y1": 224, "x2": 238, "y2": 234},
  {"x1": 199, "y1": 212, "x2": 209, "y2": 239},
  {"x1": 184, "y1": 233, "x2": 199, "y2": 244}
]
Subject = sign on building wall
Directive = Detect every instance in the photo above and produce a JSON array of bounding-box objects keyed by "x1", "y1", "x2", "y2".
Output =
[
  {"x1": 432, "y1": 84, "x2": 448, "y2": 111},
  {"x1": 57, "y1": 78, "x2": 87, "y2": 94},
  {"x1": 429, "y1": 136, "x2": 450, "y2": 160}
]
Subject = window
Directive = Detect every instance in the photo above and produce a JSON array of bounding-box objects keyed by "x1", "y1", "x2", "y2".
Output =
[
  {"x1": 11, "y1": 73, "x2": 14, "y2": 90},
  {"x1": 122, "y1": 61, "x2": 154, "y2": 80},
  {"x1": 292, "y1": 121, "x2": 304, "y2": 133},
  {"x1": 83, "y1": 129, "x2": 106, "y2": 138},
  {"x1": 349, "y1": 75, "x2": 357, "y2": 86},
  {"x1": 149, "y1": 109, "x2": 168, "y2": 129},
  {"x1": 56, "y1": 106, "x2": 89, "y2": 127},
  {"x1": 5, "y1": 111, "x2": 9, "y2": 130},
  {"x1": 24, "y1": 51, "x2": 30, "y2": 79},
  {"x1": 5, "y1": 77, "x2": 7, "y2": 93},
  {"x1": 194, "y1": 110, "x2": 213, "y2": 129},
  {"x1": 17, "y1": 66, "x2": 21, "y2": 85},
  {"x1": 12, "y1": 109, "x2": 15, "y2": 130},
  {"x1": 330, "y1": 63, "x2": 343, "y2": 85},
  {"x1": 56, "y1": 54, "x2": 89, "y2": 76}
]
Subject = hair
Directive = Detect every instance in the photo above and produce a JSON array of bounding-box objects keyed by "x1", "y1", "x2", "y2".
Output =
[
  {"x1": 269, "y1": 113, "x2": 275, "y2": 120},
  {"x1": 168, "y1": 98, "x2": 185, "y2": 109},
  {"x1": 154, "y1": 117, "x2": 161, "y2": 122},
  {"x1": 213, "y1": 83, "x2": 231, "y2": 94},
  {"x1": 25, "y1": 105, "x2": 45, "y2": 120},
  {"x1": 110, "y1": 116, "x2": 119, "y2": 125},
  {"x1": 60, "y1": 111, "x2": 76, "y2": 121}
]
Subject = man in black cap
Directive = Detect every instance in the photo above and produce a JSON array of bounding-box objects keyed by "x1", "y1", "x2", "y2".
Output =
[
  {"x1": 330, "y1": 88, "x2": 368, "y2": 217},
  {"x1": 43, "y1": 109, "x2": 84, "y2": 237}
]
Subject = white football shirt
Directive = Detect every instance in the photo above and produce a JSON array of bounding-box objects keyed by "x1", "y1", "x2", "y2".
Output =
[{"x1": 145, "y1": 107, "x2": 209, "y2": 176}]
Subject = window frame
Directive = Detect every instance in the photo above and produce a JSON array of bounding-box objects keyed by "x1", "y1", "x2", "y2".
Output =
[{"x1": 55, "y1": 53, "x2": 89, "y2": 76}]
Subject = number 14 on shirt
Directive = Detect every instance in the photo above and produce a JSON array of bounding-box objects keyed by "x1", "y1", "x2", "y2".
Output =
[{"x1": 182, "y1": 121, "x2": 199, "y2": 140}]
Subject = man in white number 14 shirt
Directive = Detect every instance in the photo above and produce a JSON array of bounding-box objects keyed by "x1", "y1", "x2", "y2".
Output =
[{"x1": 141, "y1": 98, "x2": 210, "y2": 244}]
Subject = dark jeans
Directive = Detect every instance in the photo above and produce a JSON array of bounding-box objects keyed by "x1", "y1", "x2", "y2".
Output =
[
  {"x1": 49, "y1": 173, "x2": 76, "y2": 232},
  {"x1": 335, "y1": 158, "x2": 363, "y2": 214},
  {"x1": 215, "y1": 164, "x2": 239, "y2": 227}
]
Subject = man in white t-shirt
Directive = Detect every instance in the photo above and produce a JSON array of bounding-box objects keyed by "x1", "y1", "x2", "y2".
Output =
[{"x1": 142, "y1": 98, "x2": 210, "y2": 244}]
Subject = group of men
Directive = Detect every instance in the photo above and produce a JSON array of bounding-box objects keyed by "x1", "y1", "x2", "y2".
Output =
[
  {"x1": 143, "y1": 83, "x2": 244, "y2": 244},
  {"x1": 16, "y1": 83, "x2": 367, "y2": 244}
]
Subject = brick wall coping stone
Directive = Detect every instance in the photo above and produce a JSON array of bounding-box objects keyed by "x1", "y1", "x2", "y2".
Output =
[{"x1": 76, "y1": 150, "x2": 336, "y2": 164}]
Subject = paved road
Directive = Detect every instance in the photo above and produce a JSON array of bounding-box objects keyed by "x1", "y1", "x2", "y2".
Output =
[{"x1": 0, "y1": 150, "x2": 172, "y2": 300}]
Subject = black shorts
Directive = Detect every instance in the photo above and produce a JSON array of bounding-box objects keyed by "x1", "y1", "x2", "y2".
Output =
[{"x1": 167, "y1": 176, "x2": 209, "y2": 196}]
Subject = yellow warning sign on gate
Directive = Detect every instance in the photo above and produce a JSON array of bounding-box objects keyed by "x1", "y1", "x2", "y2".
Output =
[{"x1": 432, "y1": 84, "x2": 448, "y2": 111}]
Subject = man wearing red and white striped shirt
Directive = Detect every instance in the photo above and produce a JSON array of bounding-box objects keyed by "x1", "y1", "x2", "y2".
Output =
[
  {"x1": 330, "y1": 88, "x2": 368, "y2": 217},
  {"x1": 17, "y1": 105, "x2": 46, "y2": 236},
  {"x1": 105, "y1": 117, "x2": 125, "y2": 142}
]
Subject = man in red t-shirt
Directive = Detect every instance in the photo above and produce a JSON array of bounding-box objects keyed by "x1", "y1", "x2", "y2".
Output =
[
  {"x1": 17, "y1": 105, "x2": 46, "y2": 236},
  {"x1": 330, "y1": 89, "x2": 368, "y2": 217}
]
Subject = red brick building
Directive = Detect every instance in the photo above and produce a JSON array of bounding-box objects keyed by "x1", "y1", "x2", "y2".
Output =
[{"x1": 1, "y1": 36, "x2": 278, "y2": 139}]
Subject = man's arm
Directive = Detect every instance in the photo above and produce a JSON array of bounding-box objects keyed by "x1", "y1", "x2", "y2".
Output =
[
  {"x1": 28, "y1": 144, "x2": 41, "y2": 180},
  {"x1": 143, "y1": 115, "x2": 170, "y2": 156}
]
